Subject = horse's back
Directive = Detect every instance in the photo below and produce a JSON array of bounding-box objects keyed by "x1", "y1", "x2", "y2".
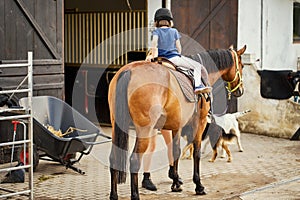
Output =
[
  {"x1": 109, "y1": 60, "x2": 195, "y2": 130},
  {"x1": 127, "y1": 62, "x2": 172, "y2": 128}
]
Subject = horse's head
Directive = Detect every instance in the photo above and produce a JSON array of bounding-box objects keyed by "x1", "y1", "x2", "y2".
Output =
[{"x1": 224, "y1": 45, "x2": 246, "y2": 98}]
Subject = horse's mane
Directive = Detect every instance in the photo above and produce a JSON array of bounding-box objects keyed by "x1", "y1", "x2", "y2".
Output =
[{"x1": 189, "y1": 49, "x2": 233, "y2": 73}]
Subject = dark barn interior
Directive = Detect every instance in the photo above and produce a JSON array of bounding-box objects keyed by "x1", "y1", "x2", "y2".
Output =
[{"x1": 64, "y1": 0, "x2": 147, "y2": 125}]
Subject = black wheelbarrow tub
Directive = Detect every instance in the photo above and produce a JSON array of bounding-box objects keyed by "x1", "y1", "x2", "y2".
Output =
[{"x1": 19, "y1": 96, "x2": 108, "y2": 162}]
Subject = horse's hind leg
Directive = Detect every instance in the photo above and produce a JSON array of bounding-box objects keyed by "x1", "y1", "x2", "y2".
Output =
[
  {"x1": 130, "y1": 130, "x2": 156, "y2": 200},
  {"x1": 110, "y1": 168, "x2": 119, "y2": 200},
  {"x1": 130, "y1": 140, "x2": 146, "y2": 200}
]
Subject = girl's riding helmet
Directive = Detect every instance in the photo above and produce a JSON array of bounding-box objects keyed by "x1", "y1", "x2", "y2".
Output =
[{"x1": 154, "y1": 8, "x2": 173, "y2": 21}]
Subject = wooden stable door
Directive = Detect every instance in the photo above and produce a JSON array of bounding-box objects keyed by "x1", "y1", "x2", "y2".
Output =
[
  {"x1": 171, "y1": 0, "x2": 238, "y2": 113},
  {"x1": 0, "y1": 0, "x2": 64, "y2": 98},
  {"x1": 171, "y1": 0, "x2": 238, "y2": 50}
]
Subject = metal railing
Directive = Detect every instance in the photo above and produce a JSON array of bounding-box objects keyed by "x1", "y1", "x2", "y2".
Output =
[
  {"x1": 65, "y1": 11, "x2": 147, "y2": 66},
  {"x1": 0, "y1": 52, "x2": 34, "y2": 199}
]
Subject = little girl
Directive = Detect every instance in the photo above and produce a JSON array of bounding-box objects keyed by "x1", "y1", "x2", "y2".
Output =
[
  {"x1": 147, "y1": 8, "x2": 211, "y2": 94},
  {"x1": 141, "y1": 8, "x2": 211, "y2": 192}
]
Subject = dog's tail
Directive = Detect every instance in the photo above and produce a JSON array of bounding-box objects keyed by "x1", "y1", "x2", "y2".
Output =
[
  {"x1": 233, "y1": 109, "x2": 251, "y2": 119},
  {"x1": 221, "y1": 129, "x2": 237, "y2": 144}
]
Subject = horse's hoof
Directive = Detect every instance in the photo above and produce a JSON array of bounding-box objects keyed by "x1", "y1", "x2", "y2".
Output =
[
  {"x1": 109, "y1": 193, "x2": 118, "y2": 200},
  {"x1": 131, "y1": 195, "x2": 140, "y2": 200},
  {"x1": 195, "y1": 185, "x2": 206, "y2": 195},
  {"x1": 196, "y1": 190, "x2": 207, "y2": 195},
  {"x1": 178, "y1": 177, "x2": 183, "y2": 185},
  {"x1": 171, "y1": 183, "x2": 183, "y2": 192},
  {"x1": 168, "y1": 169, "x2": 183, "y2": 185}
]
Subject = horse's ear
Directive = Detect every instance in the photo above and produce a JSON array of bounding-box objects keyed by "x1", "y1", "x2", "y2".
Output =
[{"x1": 237, "y1": 45, "x2": 247, "y2": 55}]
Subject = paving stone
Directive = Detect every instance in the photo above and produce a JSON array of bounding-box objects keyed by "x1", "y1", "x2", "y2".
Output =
[{"x1": 1, "y1": 129, "x2": 299, "y2": 199}]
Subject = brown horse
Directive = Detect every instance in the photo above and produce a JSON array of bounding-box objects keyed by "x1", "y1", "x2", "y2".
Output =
[{"x1": 108, "y1": 45, "x2": 246, "y2": 200}]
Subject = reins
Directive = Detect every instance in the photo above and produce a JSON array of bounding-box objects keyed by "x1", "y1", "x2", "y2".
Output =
[{"x1": 226, "y1": 49, "x2": 243, "y2": 96}]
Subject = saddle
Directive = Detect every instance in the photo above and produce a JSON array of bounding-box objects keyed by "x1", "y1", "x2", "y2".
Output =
[{"x1": 151, "y1": 57, "x2": 196, "y2": 102}]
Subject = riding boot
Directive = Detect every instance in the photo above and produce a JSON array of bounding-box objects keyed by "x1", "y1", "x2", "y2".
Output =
[
  {"x1": 142, "y1": 172, "x2": 157, "y2": 191},
  {"x1": 168, "y1": 165, "x2": 183, "y2": 185}
]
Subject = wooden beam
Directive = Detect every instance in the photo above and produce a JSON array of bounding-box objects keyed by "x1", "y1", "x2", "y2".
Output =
[
  {"x1": 14, "y1": 0, "x2": 60, "y2": 59},
  {"x1": 191, "y1": 0, "x2": 227, "y2": 39},
  {"x1": 1, "y1": 59, "x2": 63, "y2": 65}
]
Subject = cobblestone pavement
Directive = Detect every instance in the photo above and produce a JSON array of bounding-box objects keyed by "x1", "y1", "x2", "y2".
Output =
[{"x1": 1, "y1": 127, "x2": 299, "y2": 200}]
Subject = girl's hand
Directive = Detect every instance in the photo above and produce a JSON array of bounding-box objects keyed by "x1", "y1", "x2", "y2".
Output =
[{"x1": 145, "y1": 51, "x2": 153, "y2": 61}]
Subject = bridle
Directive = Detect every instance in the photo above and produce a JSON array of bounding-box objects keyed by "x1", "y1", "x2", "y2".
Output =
[{"x1": 226, "y1": 49, "x2": 243, "y2": 96}]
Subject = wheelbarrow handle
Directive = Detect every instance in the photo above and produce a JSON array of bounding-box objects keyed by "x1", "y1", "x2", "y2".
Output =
[
  {"x1": 85, "y1": 139, "x2": 111, "y2": 145},
  {"x1": 97, "y1": 132, "x2": 112, "y2": 140},
  {"x1": 84, "y1": 132, "x2": 111, "y2": 145}
]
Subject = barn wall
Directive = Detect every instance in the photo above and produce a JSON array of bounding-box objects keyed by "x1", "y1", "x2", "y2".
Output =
[{"x1": 238, "y1": 63, "x2": 300, "y2": 138}]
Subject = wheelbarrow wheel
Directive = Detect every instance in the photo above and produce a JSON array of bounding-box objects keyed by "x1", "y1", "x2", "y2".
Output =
[{"x1": 19, "y1": 144, "x2": 39, "y2": 172}]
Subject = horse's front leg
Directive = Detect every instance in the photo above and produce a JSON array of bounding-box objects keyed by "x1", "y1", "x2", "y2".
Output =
[
  {"x1": 193, "y1": 94, "x2": 210, "y2": 195},
  {"x1": 193, "y1": 139, "x2": 206, "y2": 195},
  {"x1": 170, "y1": 130, "x2": 183, "y2": 192}
]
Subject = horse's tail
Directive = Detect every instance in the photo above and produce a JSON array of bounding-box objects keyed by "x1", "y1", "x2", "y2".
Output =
[{"x1": 110, "y1": 70, "x2": 131, "y2": 184}]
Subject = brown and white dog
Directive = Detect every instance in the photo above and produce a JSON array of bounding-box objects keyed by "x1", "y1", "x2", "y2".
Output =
[
  {"x1": 181, "y1": 110, "x2": 250, "y2": 162},
  {"x1": 205, "y1": 123, "x2": 236, "y2": 162}
]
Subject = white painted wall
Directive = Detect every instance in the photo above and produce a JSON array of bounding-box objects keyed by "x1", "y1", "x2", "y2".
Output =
[
  {"x1": 238, "y1": 63, "x2": 300, "y2": 138},
  {"x1": 147, "y1": 0, "x2": 162, "y2": 46},
  {"x1": 238, "y1": 0, "x2": 300, "y2": 138},
  {"x1": 238, "y1": 0, "x2": 300, "y2": 70},
  {"x1": 237, "y1": 0, "x2": 262, "y2": 65}
]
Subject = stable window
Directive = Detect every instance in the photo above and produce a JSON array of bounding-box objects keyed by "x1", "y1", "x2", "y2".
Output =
[{"x1": 294, "y1": 2, "x2": 300, "y2": 42}]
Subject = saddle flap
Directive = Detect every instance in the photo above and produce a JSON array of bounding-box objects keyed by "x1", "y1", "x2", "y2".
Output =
[{"x1": 151, "y1": 57, "x2": 196, "y2": 102}]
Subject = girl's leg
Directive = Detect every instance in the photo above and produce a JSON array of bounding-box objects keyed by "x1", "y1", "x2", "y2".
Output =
[
  {"x1": 142, "y1": 135, "x2": 158, "y2": 191},
  {"x1": 170, "y1": 56, "x2": 211, "y2": 93},
  {"x1": 161, "y1": 129, "x2": 174, "y2": 165}
]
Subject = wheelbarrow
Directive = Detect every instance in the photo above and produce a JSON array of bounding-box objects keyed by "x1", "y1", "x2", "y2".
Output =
[{"x1": 19, "y1": 96, "x2": 111, "y2": 174}]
